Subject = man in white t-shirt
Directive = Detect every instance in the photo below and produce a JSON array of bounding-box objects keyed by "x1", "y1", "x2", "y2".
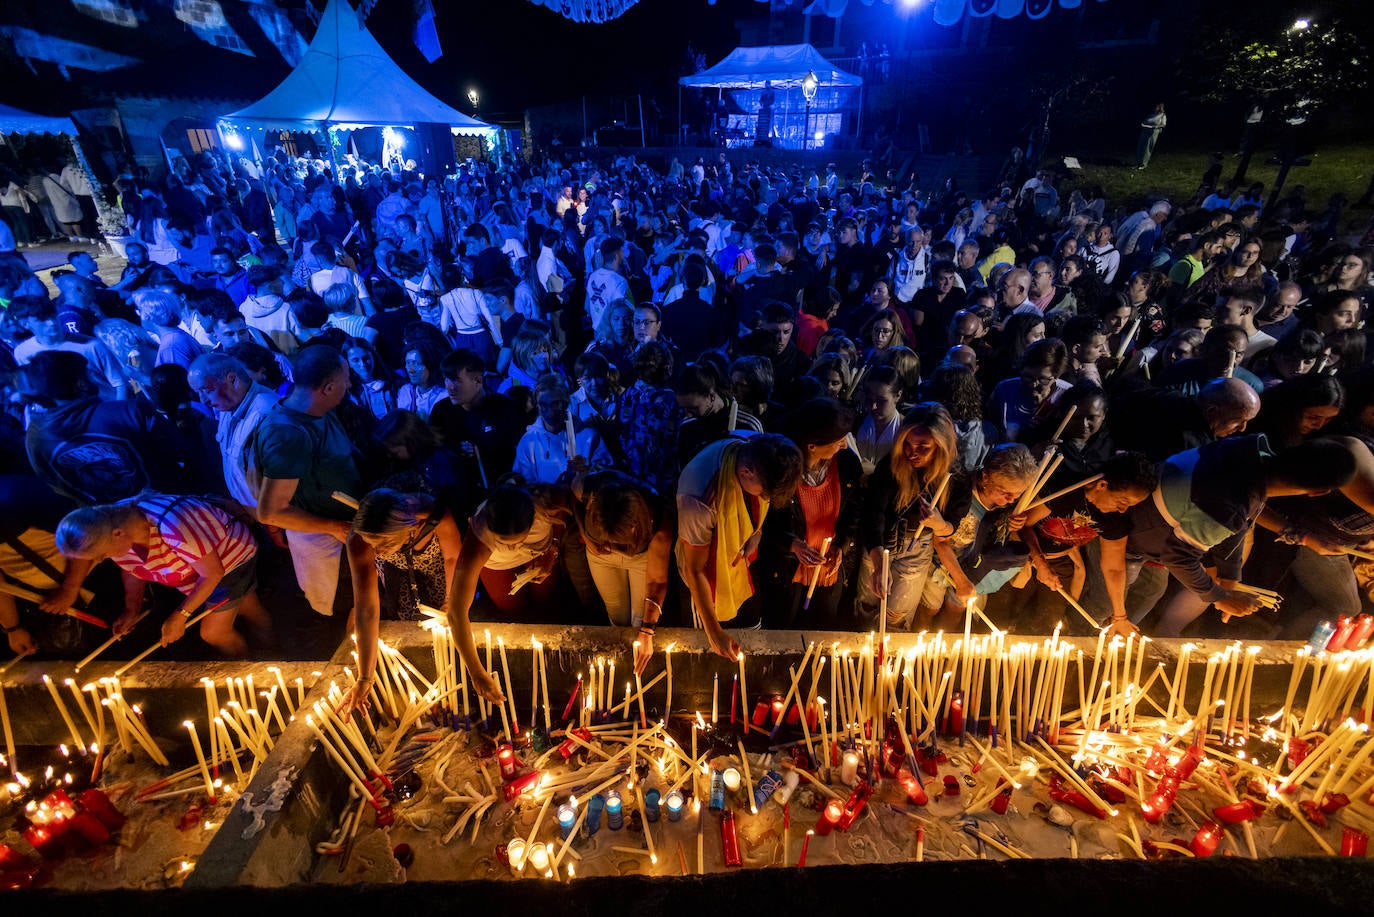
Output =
[{"x1": 585, "y1": 236, "x2": 631, "y2": 330}]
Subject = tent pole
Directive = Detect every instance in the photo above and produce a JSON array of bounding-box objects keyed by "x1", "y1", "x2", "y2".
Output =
[
  {"x1": 638, "y1": 94, "x2": 646, "y2": 148},
  {"x1": 677, "y1": 84, "x2": 682, "y2": 147}
]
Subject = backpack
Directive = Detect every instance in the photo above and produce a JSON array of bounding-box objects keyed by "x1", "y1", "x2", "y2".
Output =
[{"x1": 43, "y1": 432, "x2": 149, "y2": 505}]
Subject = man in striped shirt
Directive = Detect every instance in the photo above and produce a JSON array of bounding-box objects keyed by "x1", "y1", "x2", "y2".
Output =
[{"x1": 55, "y1": 493, "x2": 270, "y2": 657}]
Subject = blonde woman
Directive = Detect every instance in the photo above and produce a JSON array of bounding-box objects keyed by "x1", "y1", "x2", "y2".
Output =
[{"x1": 856, "y1": 403, "x2": 962, "y2": 630}]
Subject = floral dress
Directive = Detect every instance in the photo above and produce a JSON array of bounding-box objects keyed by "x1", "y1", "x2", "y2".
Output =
[{"x1": 619, "y1": 380, "x2": 684, "y2": 493}]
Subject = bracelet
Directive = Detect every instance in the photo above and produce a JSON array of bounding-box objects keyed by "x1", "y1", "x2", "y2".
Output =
[
  {"x1": 1277, "y1": 524, "x2": 1307, "y2": 546},
  {"x1": 179, "y1": 608, "x2": 194, "y2": 619},
  {"x1": 639, "y1": 626, "x2": 656, "y2": 636},
  {"x1": 1111, "y1": 612, "x2": 1128, "y2": 621},
  {"x1": 1, "y1": 622, "x2": 22, "y2": 634}
]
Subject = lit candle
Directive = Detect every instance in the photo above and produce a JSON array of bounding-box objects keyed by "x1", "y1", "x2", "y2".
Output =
[
  {"x1": 497, "y1": 744, "x2": 518, "y2": 781},
  {"x1": 507, "y1": 837, "x2": 528, "y2": 874},
  {"x1": 557, "y1": 803, "x2": 577, "y2": 839},
  {"x1": 527, "y1": 842, "x2": 550, "y2": 873},
  {"x1": 712, "y1": 673, "x2": 719, "y2": 725},
  {"x1": 538, "y1": 642, "x2": 551, "y2": 731},
  {"x1": 666, "y1": 790, "x2": 685, "y2": 822},
  {"x1": 42, "y1": 676, "x2": 84, "y2": 749},
  {"x1": 798, "y1": 828, "x2": 814, "y2": 866},
  {"x1": 605, "y1": 790, "x2": 624, "y2": 830},
  {"x1": 0, "y1": 683, "x2": 15, "y2": 778},
  {"x1": 722, "y1": 767, "x2": 741, "y2": 792},
  {"x1": 840, "y1": 750, "x2": 860, "y2": 786},
  {"x1": 1189, "y1": 820, "x2": 1224, "y2": 857},
  {"x1": 814, "y1": 799, "x2": 843, "y2": 836},
  {"x1": 184, "y1": 721, "x2": 216, "y2": 802},
  {"x1": 737, "y1": 653, "x2": 749, "y2": 733}
]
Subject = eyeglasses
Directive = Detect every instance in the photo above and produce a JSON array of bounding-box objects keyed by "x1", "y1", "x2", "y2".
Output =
[{"x1": 633, "y1": 318, "x2": 659, "y2": 327}]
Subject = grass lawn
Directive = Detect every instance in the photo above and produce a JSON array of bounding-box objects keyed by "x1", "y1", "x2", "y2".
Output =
[{"x1": 1056, "y1": 143, "x2": 1374, "y2": 224}]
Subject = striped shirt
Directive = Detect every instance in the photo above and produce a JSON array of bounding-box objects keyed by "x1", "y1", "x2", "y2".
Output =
[{"x1": 112, "y1": 494, "x2": 256, "y2": 591}]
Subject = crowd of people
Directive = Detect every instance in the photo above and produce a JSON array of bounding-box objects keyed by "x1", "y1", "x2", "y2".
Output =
[{"x1": 2, "y1": 142, "x2": 1373, "y2": 707}]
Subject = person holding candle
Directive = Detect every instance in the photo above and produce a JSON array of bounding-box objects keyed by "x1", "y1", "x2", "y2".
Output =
[
  {"x1": 1246, "y1": 434, "x2": 1374, "y2": 638},
  {"x1": 1015, "y1": 452, "x2": 1158, "y2": 634},
  {"x1": 757, "y1": 398, "x2": 862, "y2": 629},
  {"x1": 570, "y1": 470, "x2": 673, "y2": 674},
  {"x1": 1100, "y1": 436, "x2": 1357, "y2": 636},
  {"x1": 340, "y1": 488, "x2": 467, "y2": 713},
  {"x1": 429, "y1": 347, "x2": 525, "y2": 493},
  {"x1": 513, "y1": 375, "x2": 612, "y2": 484},
  {"x1": 919, "y1": 444, "x2": 1041, "y2": 629},
  {"x1": 2, "y1": 475, "x2": 102, "y2": 657},
  {"x1": 54, "y1": 493, "x2": 269, "y2": 657},
  {"x1": 675, "y1": 361, "x2": 763, "y2": 467},
  {"x1": 676, "y1": 433, "x2": 803, "y2": 659},
  {"x1": 856, "y1": 403, "x2": 964, "y2": 631},
  {"x1": 447, "y1": 480, "x2": 573, "y2": 627}
]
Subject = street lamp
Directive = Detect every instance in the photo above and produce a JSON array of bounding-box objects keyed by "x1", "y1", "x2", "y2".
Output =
[
  {"x1": 801, "y1": 70, "x2": 818, "y2": 151},
  {"x1": 467, "y1": 88, "x2": 479, "y2": 114},
  {"x1": 1291, "y1": 18, "x2": 1310, "y2": 30}
]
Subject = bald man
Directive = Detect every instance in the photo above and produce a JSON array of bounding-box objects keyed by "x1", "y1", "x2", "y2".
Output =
[
  {"x1": 997, "y1": 267, "x2": 1039, "y2": 319},
  {"x1": 1110, "y1": 377, "x2": 1260, "y2": 463}
]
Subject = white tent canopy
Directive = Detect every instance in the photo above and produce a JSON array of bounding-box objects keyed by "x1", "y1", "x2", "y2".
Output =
[
  {"x1": 221, "y1": 0, "x2": 492, "y2": 135},
  {"x1": 0, "y1": 104, "x2": 79, "y2": 136},
  {"x1": 679, "y1": 43, "x2": 863, "y2": 91}
]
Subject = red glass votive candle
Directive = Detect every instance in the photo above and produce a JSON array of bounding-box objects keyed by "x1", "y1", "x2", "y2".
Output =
[
  {"x1": 898, "y1": 768, "x2": 928, "y2": 806},
  {"x1": 502, "y1": 770, "x2": 540, "y2": 801},
  {"x1": 814, "y1": 799, "x2": 843, "y2": 836},
  {"x1": 67, "y1": 810, "x2": 111, "y2": 845},
  {"x1": 1189, "y1": 821, "x2": 1224, "y2": 857},
  {"x1": 1341, "y1": 826, "x2": 1368, "y2": 857},
  {"x1": 497, "y1": 744, "x2": 518, "y2": 781},
  {"x1": 76, "y1": 789, "x2": 126, "y2": 830}
]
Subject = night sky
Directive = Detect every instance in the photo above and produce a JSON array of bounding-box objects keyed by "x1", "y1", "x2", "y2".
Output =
[
  {"x1": 362, "y1": 0, "x2": 761, "y2": 114},
  {"x1": 2, "y1": 0, "x2": 1373, "y2": 142}
]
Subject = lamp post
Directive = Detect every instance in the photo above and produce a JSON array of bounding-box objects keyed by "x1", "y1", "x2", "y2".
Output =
[{"x1": 802, "y1": 70, "x2": 818, "y2": 152}]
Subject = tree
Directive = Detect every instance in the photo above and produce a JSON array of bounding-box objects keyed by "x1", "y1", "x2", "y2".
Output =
[
  {"x1": 1197, "y1": 19, "x2": 1367, "y2": 122},
  {"x1": 1189, "y1": 17, "x2": 1367, "y2": 186}
]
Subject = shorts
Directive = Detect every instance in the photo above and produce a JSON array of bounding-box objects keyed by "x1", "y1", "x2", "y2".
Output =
[{"x1": 201, "y1": 553, "x2": 258, "y2": 612}]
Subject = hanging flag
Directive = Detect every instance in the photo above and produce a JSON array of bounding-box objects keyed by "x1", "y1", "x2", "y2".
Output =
[
  {"x1": 413, "y1": 0, "x2": 442, "y2": 62},
  {"x1": 159, "y1": 135, "x2": 177, "y2": 175}
]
